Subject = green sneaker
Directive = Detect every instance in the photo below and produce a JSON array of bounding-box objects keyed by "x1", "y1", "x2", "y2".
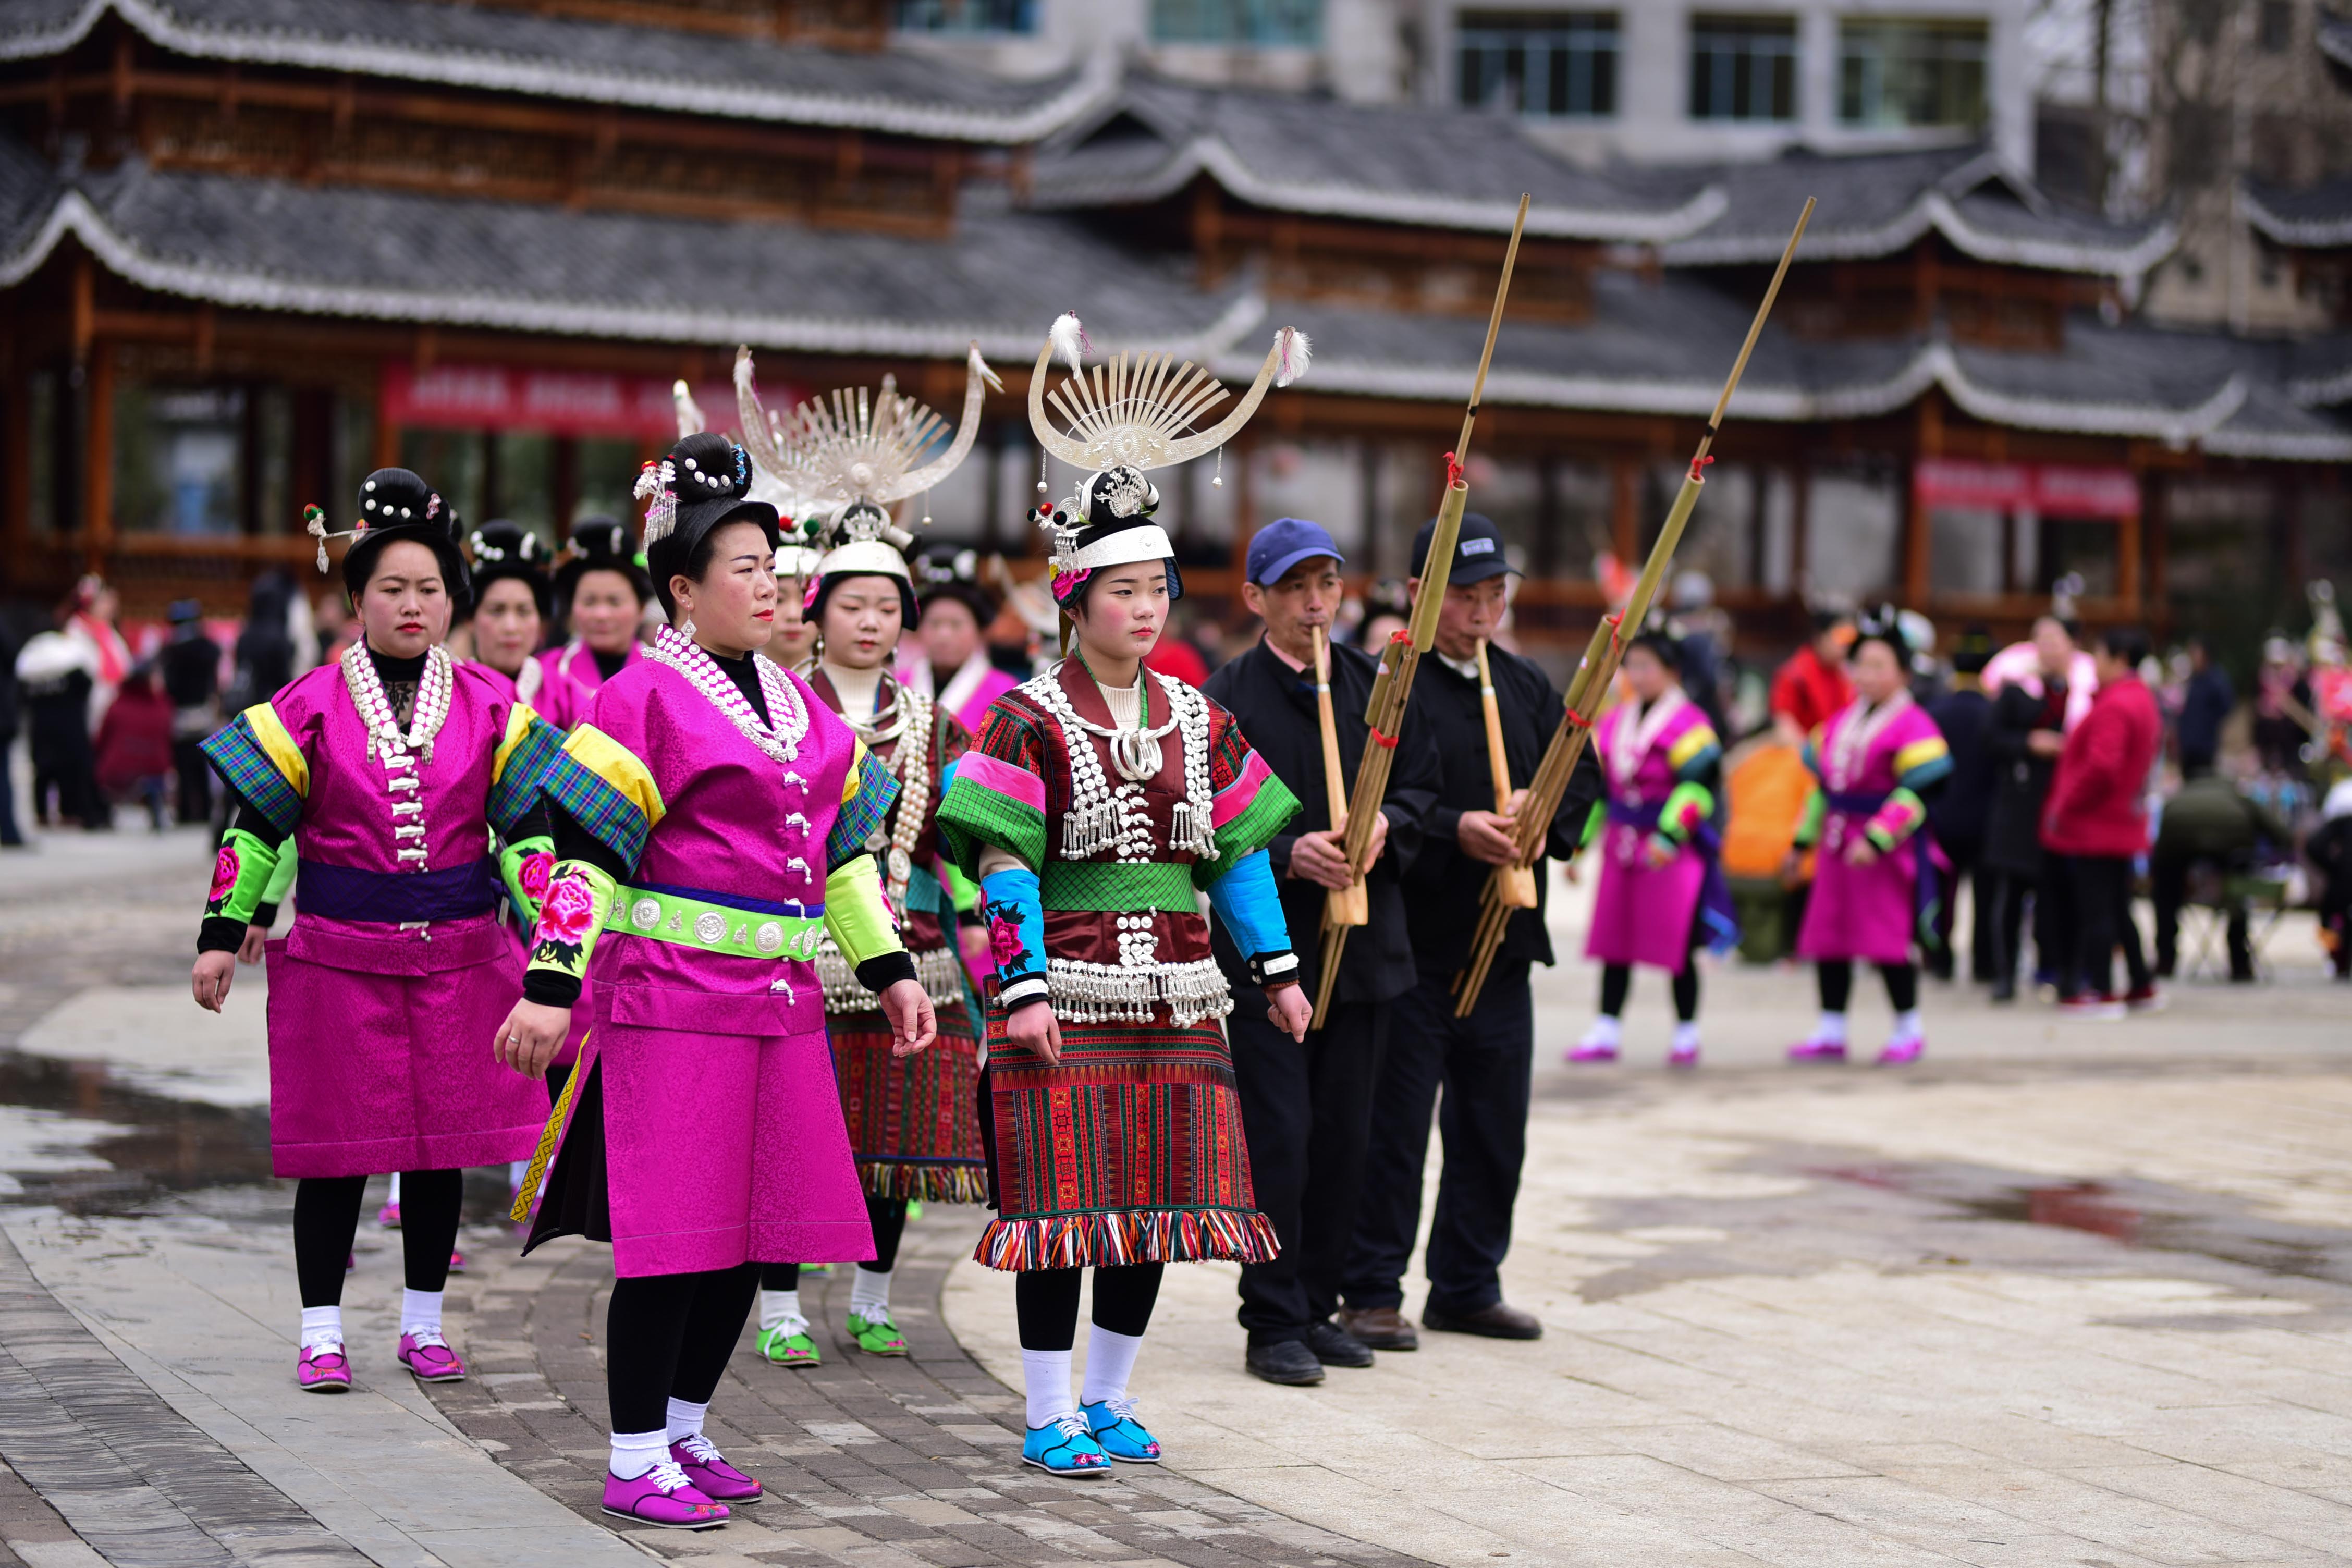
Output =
[
  {"x1": 757, "y1": 1321, "x2": 820, "y2": 1368},
  {"x1": 846, "y1": 1309, "x2": 909, "y2": 1356}
]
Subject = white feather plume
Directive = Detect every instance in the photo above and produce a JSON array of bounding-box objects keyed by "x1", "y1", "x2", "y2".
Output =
[
  {"x1": 1274, "y1": 327, "x2": 1311, "y2": 388},
  {"x1": 1049, "y1": 312, "x2": 1089, "y2": 377}
]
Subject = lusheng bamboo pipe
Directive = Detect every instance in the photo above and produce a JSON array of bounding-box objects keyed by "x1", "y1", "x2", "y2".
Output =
[
  {"x1": 1476, "y1": 638, "x2": 1540, "y2": 909},
  {"x1": 1452, "y1": 195, "x2": 1818, "y2": 1018},
  {"x1": 1312, "y1": 194, "x2": 1532, "y2": 1028},
  {"x1": 1313, "y1": 624, "x2": 1368, "y2": 928}
]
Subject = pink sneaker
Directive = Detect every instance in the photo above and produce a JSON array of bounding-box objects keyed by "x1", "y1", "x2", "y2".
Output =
[
  {"x1": 396, "y1": 1330, "x2": 466, "y2": 1382},
  {"x1": 1567, "y1": 1041, "x2": 1620, "y2": 1064},
  {"x1": 1667, "y1": 1043, "x2": 1701, "y2": 1069},
  {"x1": 447, "y1": 1250, "x2": 467, "y2": 1275},
  {"x1": 377, "y1": 1202, "x2": 400, "y2": 1229},
  {"x1": 298, "y1": 1343, "x2": 351, "y2": 1393},
  {"x1": 1787, "y1": 1037, "x2": 1847, "y2": 1062},
  {"x1": 670, "y1": 1436, "x2": 762, "y2": 1502},
  {"x1": 603, "y1": 1463, "x2": 729, "y2": 1530},
  {"x1": 1876, "y1": 1036, "x2": 1925, "y2": 1066}
]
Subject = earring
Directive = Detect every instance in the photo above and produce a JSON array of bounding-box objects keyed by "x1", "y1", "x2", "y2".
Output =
[{"x1": 680, "y1": 614, "x2": 696, "y2": 639}]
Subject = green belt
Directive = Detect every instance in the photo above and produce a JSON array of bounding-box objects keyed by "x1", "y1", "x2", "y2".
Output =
[
  {"x1": 1039, "y1": 860, "x2": 1198, "y2": 915},
  {"x1": 604, "y1": 885, "x2": 825, "y2": 961}
]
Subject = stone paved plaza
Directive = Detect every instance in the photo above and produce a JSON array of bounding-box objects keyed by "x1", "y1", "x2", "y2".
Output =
[{"x1": 2, "y1": 827, "x2": 2349, "y2": 1568}]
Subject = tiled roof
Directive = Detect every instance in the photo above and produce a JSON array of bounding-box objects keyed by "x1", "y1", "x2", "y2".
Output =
[
  {"x1": 0, "y1": 0, "x2": 1112, "y2": 141},
  {"x1": 0, "y1": 141, "x2": 2337, "y2": 460},
  {"x1": 2324, "y1": 12, "x2": 2352, "y2": 71},
  {"x1": 2243, "y1": 175, "x2": 2352, "y2": 248}
]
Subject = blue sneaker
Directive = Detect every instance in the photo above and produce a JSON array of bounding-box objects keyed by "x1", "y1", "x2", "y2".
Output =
[
  {"x1": 1021, "y1": 1413, "x2": 1111, "y2": 1477},
  {"x1": 1081, "y1": 1397, "x2": 1162, "y2": 1464}
]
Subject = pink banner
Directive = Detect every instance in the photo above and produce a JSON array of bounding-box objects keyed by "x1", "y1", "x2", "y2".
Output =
[
  {"x1": 1914, "y1": 458, "x2": 2139, "y2": 519},
  {"x1": 381, "y1": 362, "x2": 765, "y2": 439}
]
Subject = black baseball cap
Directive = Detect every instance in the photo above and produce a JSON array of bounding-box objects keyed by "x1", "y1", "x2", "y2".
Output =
[{"x1": 1409, "y1": 511, "x2": 1517, "y2": 586}]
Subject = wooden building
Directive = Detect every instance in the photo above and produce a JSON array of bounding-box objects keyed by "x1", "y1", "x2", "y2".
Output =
[{"x1": 3, "y1": 0, "x2": 2347, "y2": 663}]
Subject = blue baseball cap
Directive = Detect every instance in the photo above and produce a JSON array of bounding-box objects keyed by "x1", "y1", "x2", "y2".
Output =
[
  {"x1": 1245, "y1": 517, "x2": 1345, "y2": 586},
  {"x1": 1410, "y1": 511, "x2": 1518, "y2": 585}
]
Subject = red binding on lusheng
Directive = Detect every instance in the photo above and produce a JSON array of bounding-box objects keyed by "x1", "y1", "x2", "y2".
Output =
[
  {"x1": 1688, "y1": 452, "x2": 1715, "y2": 483},
  {"x1": 1368, "y1": 726, "x2": 1400, "y2": 750},
  {"x1": 1444, "y1": 450, "x2": 1465, "y2": 488}
]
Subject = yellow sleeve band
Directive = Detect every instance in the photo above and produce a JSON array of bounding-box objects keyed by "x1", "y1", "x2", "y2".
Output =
[
  {"x1": 841, "y1": 738, "x2": 870, "y2": 805},
  {"x1": 243, "y1": 703, "x2": 309, "y2": 798},
  {"x1": 1893, "y1": 736, "x2": 1951, "y2": 778},
  {"x1": 492, "y1": 701, "x2": 545, "y2": 782},
  {"x1": 823, "y1": 855, "x2": 905, "y2": 972}
]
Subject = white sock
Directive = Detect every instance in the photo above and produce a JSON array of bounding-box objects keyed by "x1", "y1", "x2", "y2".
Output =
[
  {"x1": 609, "y1": 1428, "x2": 670, "y2": 1481},
  {"x1": 299, "y1": 1305, "x2": 344, "y2": 1352},
  {"x1": 758, "y1": 1288, "x2": 803, "y2": 1333},
  {"x1": 1671, "y1": 1021, "x2": 1701, "y2": 1052},
  {"x1": 1022, "y1": 1348, "x2": 1074, "y2": 1430},
  {"x1": 665, "y1": 1396, "x2": 708, "y2": 1444},
  {"x1": 1079, "y1": 1325, "x2": 1143, "y2": 1407},
  {"x1": 850, "y1": 1267, "x2": 891, "y2": 1319},
  {"x1": 1582, "y1": 1014, "x2": 1622, "y2": 1046},
  {"x1": 386, "y1": 1172, "x2": 400, "y2": 1205},
  {"x1": 400, "y1": 1288, "x2": 443, "y2": 1337},
  {"x1": 1892, "y1": 1009, "x2": 1923, "y2": 1042},
  {"x1": 1816, "y1": 1010, "x2": 1849, "y2": 1044}
]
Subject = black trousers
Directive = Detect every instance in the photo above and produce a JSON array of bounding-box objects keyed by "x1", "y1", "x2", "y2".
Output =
[
  {"x1": 605, "y1": 1263, "x2": 760, "y2": 1434},
  {"x1": 1229, "y1": 994, "x2": 1386, "y2": 1345},
  {"x1": 292, "y1": 1170, "x2": 462, "y2": 1308},
  {"x1": 172, "y1": 735, "x2": 213, "y2": 824},
  {"x1": 1927, "y1": 840, "x2": 1996, "y2": 982},
  {"x1": 2152, "y1": 853, "x2": 2252, "y2": 980},
  {"x1": 0, "y1": 731, "x2": 20, "y2": 846},
  {"x1": 1343, "y1": 963, "x2": 1533, "y2": 1317},
  {"x1": 2061, "y1": 853, "x2": 2151, "y2": 999},
  {"x1": 1599, "y1": 902, "x2": 1706, "y2": 1022}
]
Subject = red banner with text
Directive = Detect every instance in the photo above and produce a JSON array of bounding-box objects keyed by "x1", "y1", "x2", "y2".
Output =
[
  {"x1": 380, "y1": 362, "x2": 768, "y2": 439},
  {"x1": 1913, "y1": 459, "x2": 2140, "y2": 519}
]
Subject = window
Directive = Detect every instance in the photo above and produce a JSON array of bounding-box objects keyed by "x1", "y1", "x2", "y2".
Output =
[
  {"x1": 1457, "y1": 11, "x2": 1618, "y2": 118},
  {"x1": 893, "y1": 0, "x2": 1036, "y2": 33},
  {"x1": 1838, "y1": 18, "x2": 1988, "y2": 129},
  {"x1": 1150, "y1": 0, "x2": 1322, "y2": 46},
  {"x1": 1689, "y1": 14, "x2": 1797, "y2": 122}
]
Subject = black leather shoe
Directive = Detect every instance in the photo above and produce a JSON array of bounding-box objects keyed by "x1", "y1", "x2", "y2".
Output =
[
  {"x1": 1305, "y1": 1319, "x2": 1375, "y2": 1368},
  {"x1": 1244, "y1": 1340, "x2": 1325, "y2": 1385},
  {"x1": 1422, "y1": 1302, "x2": 1543, "y2": 1340},
  {"x1": 1989, "y1": 980, "x2": 2016, "y2": 1002}
]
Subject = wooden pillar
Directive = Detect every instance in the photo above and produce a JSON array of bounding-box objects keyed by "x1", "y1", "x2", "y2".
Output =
[
  {"x1": 2143, "y1": 466, "x2": 2169, "y2": 635},
  {"x1": 373, "y1": 372, "x2": 399, "y2": 470},
  {"x1": 1, "y1": 363, "x2": 27, "y2": 572},
  {"x1": 551, "y1": 433, "x2": 579, "y2": 535},
  {"x1": 1745, "y1": 463, "x2": 1769, "y2": 591},
  {"x1": 1902, "y1": 394, "x2": 1941, "y2": 609},
  {"x1": 1790, "y1": 459, "x2": 1811, "y2": 596},
  {"x1": 82, "y1": 341, "x2": 114, "y2": 572},
  {"x1": 481, "y1": 427, "x2": 501, "y2": 521},
  {"x1": 1230, "y1": 435, "x2": 1256, "y2": 578},
  {"x1": 1533, "y1": 456, "x2": 1561, "y2": 579},
  {"x1": 291, "y1": 387, "x2": 333, "y2": 521},
  {"x1": 2116, "y1": 507, "x2": 2142, "y2": 612},
  {"x1": 1609, "y1": 454, "x2": 1639, "y2": 568},
  {"x1": 238, "y1": 383, "x2": 263, "y2": 535}
]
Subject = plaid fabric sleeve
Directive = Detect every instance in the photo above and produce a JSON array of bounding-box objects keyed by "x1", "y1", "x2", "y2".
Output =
[
  {"x1": 1198, "y1": 701, "x2": 1300, "y2": 884},
  {"x1": 487, "y1": 708, "x2": 566, "y2": 840},
  {"x1": 826, "y1": 747, "x2": 900, "y2": 873},
  {"x1": 935, "y1": 703, "x2": 1047, "y2": 878},
  {"x1": 198, "y1": 709, "x2": 303, "y2": 837},
  {"x1": 537, "y1": 748, "x2": 651, "y2": 872}
]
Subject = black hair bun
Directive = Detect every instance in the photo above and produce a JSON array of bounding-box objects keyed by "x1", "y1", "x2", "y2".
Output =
[
  {"x1": 358, "y1": 468, "x2": 449, "y2": 537},
  {"x1": 668, "y1": 431, "x2": 751, "y2": 503},
  {"x1": 569, "y1": 516, "x2": 634, "y2": 562},
  {"x1": 470, "y1": 519, "x2": 543, "y2": 567}
]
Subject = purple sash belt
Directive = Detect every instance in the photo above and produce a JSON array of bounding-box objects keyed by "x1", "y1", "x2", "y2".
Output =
[{"x1": 298, "y1": 858, "x2": 501, "y2": 924}]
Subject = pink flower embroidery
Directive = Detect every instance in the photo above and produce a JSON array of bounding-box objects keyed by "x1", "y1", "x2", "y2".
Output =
[
  {"x1": 801, "y1": 575, "x2": 822, "y2": 612},
  {"x1": 209, "y1": 844, "x2": 241, "y2": 905},
  {"x1": 535, "y1": 874, "x2": 601, "y2": 948},
  {"x1": 517, "y1": 852, "x2": 555, "y2": 904},
  {"x1": 986, "y1": 913, "x2": 1028, "y2": 970},
  {"x1": 1049, "y1": 566, "x2": 1091, "y2": 603}
]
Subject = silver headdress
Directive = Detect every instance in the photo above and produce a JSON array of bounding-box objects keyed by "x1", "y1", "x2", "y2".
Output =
[{"x1": 1026, "y1": 311, "x2": 1309, "y2": 593}]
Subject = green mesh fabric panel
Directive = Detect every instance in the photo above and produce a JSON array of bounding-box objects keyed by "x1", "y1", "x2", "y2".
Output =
[
  {"x1": 1042, "y1": 860, "x2": 1197, "y2": 913},
  {"x1": 936, "y1": 783, "x2": 1045, "y2": 879}
]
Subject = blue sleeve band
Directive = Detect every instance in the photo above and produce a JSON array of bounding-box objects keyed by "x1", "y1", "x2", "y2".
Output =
[
  {"x1": 977, "y1": 865, "x2": 1049, "y2": 1009},
  {"x1": 1206, "y1": 849, "x2": 1289, "y2": 960}
]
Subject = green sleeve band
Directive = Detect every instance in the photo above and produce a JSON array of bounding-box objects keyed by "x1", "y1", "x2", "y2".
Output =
[
  {"x1": 1867, "y1": 787, "x2": 1926, "y2": 852},
  {"x1": 1659, "y1": 781, "x2": 1714, "y2": 844},
  {"x1": 500, "y1": 836, "x2": 554, "y2": 924},
  {"x1": 1579, "y1": 799, "x2": 1604, "y2": 849},
  {"x1": 527, "y1": 860, "x2": 617, "y2": 987},
  {"x1": 261, "y1": 846, "x2": 298, "y2": 905},
  {"x1": 206, "y1": 830, "x2": 283, "y2": 926},
  {"x1": 1794, "y1": 789, "x2": 1826, "y2": 850},
  {"x1": 824, "y1": 854, "x2": 907, "y2": 971}
]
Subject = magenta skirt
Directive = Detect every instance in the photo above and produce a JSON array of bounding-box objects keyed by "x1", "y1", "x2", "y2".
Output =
[
  {"x1": 264, "y1": 915, "x2": 545, "y2": 1178},
  {"x1": 1586, "y1": 825, "x2": 1708, "y2": 972}
]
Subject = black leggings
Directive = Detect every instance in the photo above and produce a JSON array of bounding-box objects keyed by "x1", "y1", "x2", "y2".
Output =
[
  {"x1": 1015, "y1": 1264, "x2": 1163, "y2": 1352},
  {"x1": 292, "y1": 1170, "x2": 462, "y2": 1308},
  {"x1": 1817, "y1": 958, "x2": 1918, "y2": 1014},
  {"x1": 1598, "y1": 903, "x2": 1707, "y2": 1023},
  {"x1": 605, "y1": 1262, "x2": 761, "y2": 1435},
  {"x1": 757, "y1": 1194, "x2": 906, "y2": 1292}
]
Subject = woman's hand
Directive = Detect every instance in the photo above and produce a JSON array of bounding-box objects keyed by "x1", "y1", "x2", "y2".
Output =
[
  {"x1": 1003, "y1": 999, "x2": 1062, "y2": 1065},
  {"x1": 1267, "y1": 983, "x2": 1312, "y2": 1043},
  {"x1": 237, "y1": 925, "x2": 270, "y2": 965},
  {"x1": 1642, "y1": 835, "x2": 1676, "y2": 869},
  {"x1": 494, "y1": 999, "x2": 572, "y2": 1080},
  {"x1": 191, "y1": 951, "x2": 237, "y2": 1013},
  {"x1": 1779, "y1": 847, "x2": 1805, "y2": 888},
  {"x1": 880, "y1": 979, "x2": 937, "y2": 1058},
  {"x1": 1847, "y1": 839, "x2": 1881, "y2": 867}
]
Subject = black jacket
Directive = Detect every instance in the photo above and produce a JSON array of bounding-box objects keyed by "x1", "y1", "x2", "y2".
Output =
[
  {"x1": 1924, "y1": 685, "x2": 1993, "y2": 852},
  {"x1": 1205, "y1": 636, "x2": 1441, "y2": 1006},
  {"x1": 1983, "y1": 680, "x2": 2066, "y2": 876},
  {"x1": 1398, "y1": 646, "x2": 1600, "y2": 977}
]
